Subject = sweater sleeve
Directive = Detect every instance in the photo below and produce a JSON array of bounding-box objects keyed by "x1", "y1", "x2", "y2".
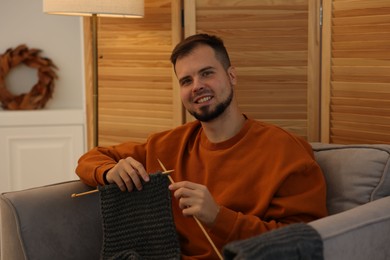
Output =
[
  {"x1": 75, "y1": 142, "x2": 147, "y2": 187},
  {"x1": 207, "y1": 160, "x2": 327, "y2": 246}
]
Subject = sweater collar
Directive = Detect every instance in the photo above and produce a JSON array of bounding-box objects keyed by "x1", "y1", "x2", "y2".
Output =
[{"x1": 199, "y1": 115, "x2": 252, "y2": 150}]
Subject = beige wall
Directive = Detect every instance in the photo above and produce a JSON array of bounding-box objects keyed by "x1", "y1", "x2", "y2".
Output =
[{"x1": 0, "y1": 0, "x2": 84, "y2": 110}]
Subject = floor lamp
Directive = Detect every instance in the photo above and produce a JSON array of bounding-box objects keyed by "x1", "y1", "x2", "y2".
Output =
[{"x1": 43, "y1": 0, "x2": 144, "y2": 147}]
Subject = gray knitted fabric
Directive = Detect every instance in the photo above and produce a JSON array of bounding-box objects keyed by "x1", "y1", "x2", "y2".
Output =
[
  {"x1": 98, "y1": 173, "x2": 181, "y2": 260},
  {"x1": 223, "y1": 223, "x2": 323, "y2": 260}
]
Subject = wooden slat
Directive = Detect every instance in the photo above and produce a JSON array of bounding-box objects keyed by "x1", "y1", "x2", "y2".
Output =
[
  {"x1": 323, "y1": 0, "x2": 390, "y2": 144},
  {"x1": 85, "y1": 0, "x2": 321, "y2": 144},
  {"x1": 90, "y1": 0, "x2": 182, "y2": 146},
  {"x1": 185, "y1": 0, "x2": 319, "y2": 140}
]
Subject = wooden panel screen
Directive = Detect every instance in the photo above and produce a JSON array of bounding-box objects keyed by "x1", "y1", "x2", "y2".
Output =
[
  {"x1": 86, "y1": 0, "x2": 182, "y2": 147},
  {"x1": 185, "y1": 0, "x2": 321, "y2": 140},
  {"x1": 322, "y1": 0, "x2": 390, "y2": 144}
]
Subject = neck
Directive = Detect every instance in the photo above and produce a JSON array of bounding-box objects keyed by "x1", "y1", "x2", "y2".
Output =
[{"x1": 200, "y1": 108, "x2": 246, "y2": 143}]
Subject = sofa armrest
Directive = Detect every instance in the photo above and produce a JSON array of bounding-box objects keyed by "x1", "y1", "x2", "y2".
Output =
[
  {"x1": 1, "y1": 181, "x2": 102, "y2": 260},
  {"x1": 309, "y1": 196, "x2": 390, "y2": 260}
]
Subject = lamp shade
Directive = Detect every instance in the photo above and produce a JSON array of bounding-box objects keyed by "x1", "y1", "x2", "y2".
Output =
[{"x1": 43, "y1": 0, "x2": 144, "y2": 17}]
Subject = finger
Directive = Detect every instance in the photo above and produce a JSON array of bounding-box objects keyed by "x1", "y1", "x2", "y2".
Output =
[
  {"x1": 171, "y1": 180, "x2": 205, "y2": 190},
  {"x1": 120, "y1": 158, "x2": 144, "y2": 191},
  {"x1": 112, "y1": 172, "x2": 131, "y2": 192},
  {"x1": 179, "y1": 199, "x2": 201, "y2": 218},
  {"x1": 118, "y1": 169, "x2": 135, "y2": 192},
  {"x1": 182, "y1": 206, "x2": 198, "y2": 217},
  {"x1": 106, "y1": 167, "x2": 128, "y2": 192},
  {"x1": 114, "y1": 179, "x2": 126, "y2": 192},
  {"x1": 173, "y1": 186, "x2": 200, "y2": 200},
  {"x1": 127, "y1": 168, "x2": 144, "y2": 191},
  {"x1": 126, "y1": 157, "x2": 149, "y2": 182},
  {"x1": 169, "y1": 181, "x2": 188, "y2": 189},
  {"x1": 178, "y1": 197, "x2": 192, "y2": 209}
]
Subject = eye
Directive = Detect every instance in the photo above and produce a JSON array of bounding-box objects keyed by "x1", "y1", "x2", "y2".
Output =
[
  {"x1": 180, "y1": 78, "x2": 192, "y2": 87},
  {"x1": 201, "y1": 70, "x2": 214, "y2": 77}
]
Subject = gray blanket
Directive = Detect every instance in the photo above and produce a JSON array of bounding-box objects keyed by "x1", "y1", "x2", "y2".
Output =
[{"x1": 223, "y1": 223, "x2": 323, "y2": 260}]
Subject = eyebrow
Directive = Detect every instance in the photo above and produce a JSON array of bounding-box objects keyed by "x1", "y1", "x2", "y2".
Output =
[{"x1": 199, "y1": 66, "x2": 215, "y2": 74}]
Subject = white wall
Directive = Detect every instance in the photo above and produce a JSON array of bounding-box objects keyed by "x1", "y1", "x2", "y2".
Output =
[
  {"x1": 0, "y1": 0, "x2": 87, "y2": 192},
  {"x1": 0, "y1": 0, "x2": 84, "y2": 110}
]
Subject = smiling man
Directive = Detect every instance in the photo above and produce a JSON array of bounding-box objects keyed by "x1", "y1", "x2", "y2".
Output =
[
  {"x1": 176, "y1": 44, "x2": 235, "y2": 123},
  {"x1": 76, "y1": 34, "x2": 327, "y2": 259}
]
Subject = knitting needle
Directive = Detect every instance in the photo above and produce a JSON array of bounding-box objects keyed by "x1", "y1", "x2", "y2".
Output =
[
  {"x1": 157, "y1": 159, "x2": 175, "y2": 185},
  {"x1": 71, "y1": 169, "x2": 175, "y2": 198},
  {"x1": 71, "y1": 189, "x2": 98, "y2": 198},
  {"x1": 157, "y1": 159, "x2": 223, "y2": 260}
]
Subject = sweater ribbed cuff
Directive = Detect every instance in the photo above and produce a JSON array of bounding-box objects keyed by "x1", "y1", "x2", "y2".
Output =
[{"x1": 207, "y1": 206, "x2": 238, "y2": 242}]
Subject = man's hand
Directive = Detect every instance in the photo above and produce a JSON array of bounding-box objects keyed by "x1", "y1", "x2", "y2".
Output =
[
  {"x1": 169, "y1": 181, "x2": 220, "y2": 226},
  {"x1": 106, "y1": 157, "x2": 149, "y2": 192}
]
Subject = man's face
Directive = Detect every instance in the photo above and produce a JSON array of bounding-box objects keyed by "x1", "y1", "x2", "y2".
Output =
[{"x1": 175, "y1": 45, "x2": 236, "y2": 122}]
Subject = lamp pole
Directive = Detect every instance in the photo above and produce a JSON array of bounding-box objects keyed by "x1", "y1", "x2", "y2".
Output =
[
  {"x1": 42, "y1": 0, "x2": 144, "y2": 148},
  {"x1": 91, "y1": 14, "x2": 99, "y2": 147}
]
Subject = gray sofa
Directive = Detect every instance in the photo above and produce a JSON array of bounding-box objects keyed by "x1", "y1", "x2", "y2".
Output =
[{"x1": 1, "y1": 143, "x2": 390, "y2": 259}]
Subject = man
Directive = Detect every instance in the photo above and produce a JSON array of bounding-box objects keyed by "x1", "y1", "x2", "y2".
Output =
[{"x1": 76, "y1": 34, "x2": 327, "y2": 259}]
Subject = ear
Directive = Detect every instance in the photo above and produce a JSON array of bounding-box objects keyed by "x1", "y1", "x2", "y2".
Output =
[{"x1": 227, "y1": 66, "x2": 237, "y2": 85}]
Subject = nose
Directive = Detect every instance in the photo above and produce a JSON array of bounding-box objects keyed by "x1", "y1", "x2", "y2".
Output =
[{"x1": 192, "y1": 77, "x2": 204, "y2": 93}]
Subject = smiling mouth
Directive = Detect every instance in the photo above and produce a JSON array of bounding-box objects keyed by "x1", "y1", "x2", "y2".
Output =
[{"x1": 195, "y1": 96, "x2": 212, "y2": 104}]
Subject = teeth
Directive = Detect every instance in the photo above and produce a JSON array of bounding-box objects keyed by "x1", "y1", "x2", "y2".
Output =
[{"x1": 197, "y1": 96, "x2": 211, "y2": 103}]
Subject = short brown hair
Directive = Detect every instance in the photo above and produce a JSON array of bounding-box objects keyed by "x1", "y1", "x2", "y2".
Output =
[{"x1": 170, "y1": 34, "x2": 231, "y2": 71}]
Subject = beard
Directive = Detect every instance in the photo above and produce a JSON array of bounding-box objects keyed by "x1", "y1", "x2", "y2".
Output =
[{"x1": 189, "y1": 86, "x2": 234, "y2": 122}]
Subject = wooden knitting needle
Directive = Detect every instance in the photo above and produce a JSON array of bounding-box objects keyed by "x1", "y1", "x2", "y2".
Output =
[
  {"x1": 71, "y1": 169, "x2": 175, "y2": 198},
  {"x1": 157, "y1": 159, "x2": 223, "y2": 260},
  {"x1": 71, "y1": 189, "x2": 99, "y2": 198},
  {"x1": 157, "y1": 159, "x2": 175, "y2": 185}
]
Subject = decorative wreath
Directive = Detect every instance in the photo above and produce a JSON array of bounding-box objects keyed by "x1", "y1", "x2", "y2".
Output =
[{"x1": 0, "y1": 44, "x2": 58, "y2": 110}]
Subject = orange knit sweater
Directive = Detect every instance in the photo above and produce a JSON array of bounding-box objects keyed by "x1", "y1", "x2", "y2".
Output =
[{"x1": 76, "y1": 118, "x2": 327, "y2": 259}]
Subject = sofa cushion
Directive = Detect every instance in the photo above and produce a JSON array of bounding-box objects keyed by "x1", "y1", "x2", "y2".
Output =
[
  {"x1": 0, "y1": 181, "x2": 102, "y2": 260},
  {"x1": 311, "y1": 143, "x2": 390, "y2": 215}
]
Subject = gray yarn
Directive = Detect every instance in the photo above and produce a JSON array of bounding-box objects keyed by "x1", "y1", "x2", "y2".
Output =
[{"x1": 99, "y1": 173, "x2": 181, "y2": 260}]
